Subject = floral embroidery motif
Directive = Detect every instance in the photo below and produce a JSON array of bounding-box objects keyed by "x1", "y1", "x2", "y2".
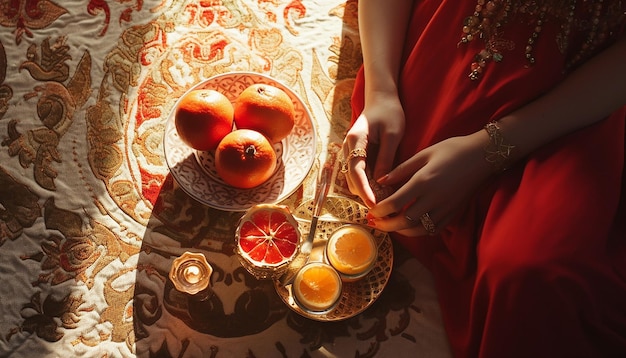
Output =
[
  {"x1": 0, "y1": 1, "x2": 423, "y2": 356},
  {"x1": 2, "y1": 37, "x2": 91, "y2": 190},
  {"x1": 0, "y1": 0, "x2": 67, "y2": 44},
  {"x1": 6, "y1": 292, "x2": 94, "y2": 343}
]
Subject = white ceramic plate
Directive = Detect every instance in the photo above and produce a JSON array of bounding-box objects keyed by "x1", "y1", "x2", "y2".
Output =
[{"x1": 164, "y1": 72, "x2": 316, "y2": 211}]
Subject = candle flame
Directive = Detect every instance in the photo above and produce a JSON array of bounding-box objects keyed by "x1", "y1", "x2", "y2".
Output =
[{"x1": 183, "y1": 264, "x2": 202, "y2": 284}]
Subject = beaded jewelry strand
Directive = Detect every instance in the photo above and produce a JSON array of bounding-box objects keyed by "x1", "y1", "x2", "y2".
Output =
[
  {"x1": 459, "y1": 0, "x2": 623, "y2": 80},
  {"x1": 459, "y1": 0, "x2": 514, "y2": 80}
]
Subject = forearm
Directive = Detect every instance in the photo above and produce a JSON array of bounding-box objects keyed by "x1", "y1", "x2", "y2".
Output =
[
  {"x1": 358, "y1": 0, "x2": 414, "y2": 102},
  {"x1": 497, "y1": 36, "x2": 626, "y2": 163}
]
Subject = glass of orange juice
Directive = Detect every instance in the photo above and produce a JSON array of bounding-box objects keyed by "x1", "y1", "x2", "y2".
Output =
[
  {"x1": 326, "y1": 225, "x2": 378, "y2": 282},
  {"x1": 292, "y1": 262, "x2": 342, "y2": 314}
]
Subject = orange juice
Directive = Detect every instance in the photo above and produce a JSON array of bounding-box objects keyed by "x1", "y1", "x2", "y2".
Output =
[
  {"x1": 292, "y1": 262, "x2": 342, "y2": 313},
  {"x1": 326, "y1": 225, "x2": 377, "y2": 281}
]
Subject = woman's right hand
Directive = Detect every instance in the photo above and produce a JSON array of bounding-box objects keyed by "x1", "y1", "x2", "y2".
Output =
[{"x1": 342, "y1": 91, "x2": 406, "y2": 208}]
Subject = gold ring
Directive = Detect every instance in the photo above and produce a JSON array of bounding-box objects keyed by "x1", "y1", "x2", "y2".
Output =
[
  {"x1": 340, "y1": 148, "x2": 367, "y2": 173},
  {"x1": 420, "y1": 213, "x2": 436, "y2": 235},
  {"x1": 347, "y1": 148, "x2": 367, "y2": 162}
]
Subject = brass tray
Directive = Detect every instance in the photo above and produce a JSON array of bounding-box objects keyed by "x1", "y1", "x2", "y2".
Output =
[{"x1": 274, "y1": 196, "x2": 393, "y2": 321}]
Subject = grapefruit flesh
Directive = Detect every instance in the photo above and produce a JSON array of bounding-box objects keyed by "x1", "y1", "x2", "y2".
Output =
[{"x1": 237, "y1": 205, "x2": 300, "y2": 266}]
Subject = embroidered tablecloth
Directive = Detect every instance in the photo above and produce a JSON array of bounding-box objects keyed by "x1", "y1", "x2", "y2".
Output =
[{"x1": 0, "y1": 1, "x2": 451, "y2": 357}]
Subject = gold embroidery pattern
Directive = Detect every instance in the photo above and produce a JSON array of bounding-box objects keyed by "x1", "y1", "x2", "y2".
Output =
[
  {"x1": 2, "y1": 37, "x2": 92, "y2": 190},
  {"x1": 6, "y1": 292, "x2": 94, "y2": 343},
  {"x1": 0, "y1": 0, "x2": 68, "y2": 44},
  {"x1": 0, "y1": 1, "x2": 425, "y2": 356},
  {"x1": 0, "y1": 41, "x2": 12, "y2": 118},
  {"x1": 0, "y1": 166, "x2": 40, "y2": 244},
  {"x1": 460, "y1": 0, "x2": 626, "y2": 80}
]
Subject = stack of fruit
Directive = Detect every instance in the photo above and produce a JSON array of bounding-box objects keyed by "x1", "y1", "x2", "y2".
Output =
[{"x1": 174, "y1": 83, "x2": 295, "y2": 189}]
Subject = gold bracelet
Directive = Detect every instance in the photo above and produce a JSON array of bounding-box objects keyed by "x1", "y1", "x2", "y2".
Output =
[{"x1": 483, "y1": 121, "x2": 515, "y2": 171}]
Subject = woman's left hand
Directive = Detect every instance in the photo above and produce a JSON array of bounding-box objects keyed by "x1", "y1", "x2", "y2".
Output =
[{"x1": 367, "y1": 132, "x2": 494, "y2": 236}]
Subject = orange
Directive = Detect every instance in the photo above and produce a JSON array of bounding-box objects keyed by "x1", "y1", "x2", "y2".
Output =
[
  {"x1": 214, "y1": 129, "x2": 277, "y2": 189},
  {"x1": 233, "y1": 84, "x2": 295, "y2": 143},
  {"x1": 175, "y1": 89, "x2": 234, "y2": 151},
  {"x1": 293, "y1": 262, "x2": 342, "y2": 312},
  {"x1": 326, "y1": 225, "x2": 377, "y2": 279},
  {"x1": 236, "y1": 204, "x2": 301, "y2": 279}
]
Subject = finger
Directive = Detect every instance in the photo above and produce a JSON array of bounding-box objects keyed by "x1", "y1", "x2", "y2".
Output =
[
  {"x1": 401, "y1": 208, "x2": 452, "y2": 236},
  {"x1": 372, "y1": 133, "x2": 401, "y2": 182},
  {"x1": 381, "y1": 151, "x2": 427, "y2": 186},
  {"x1": 348, "y1": 157, "x2": 377, "y2": 208},
  {"x1": 369, "y1": 212, "x2": 418, "y2": 233},
  {"x1": 369, "y1": 154, "x2": 429, "y2": 218},
  {"x1": 369, "y1": 180, "x2": 421, "y2": 219},
  {"x1": 372, "y1": 207, "x2": 448, "y2": 236},
  {"x1": 396, "y1": 226, "x2": 428, "y2": 237},
  {"x1": 342, "y1": 136, "x2": 377, "y2": 206},
  {"x1": 343, "y1": 119, "x2": 369, "y2": 156}
]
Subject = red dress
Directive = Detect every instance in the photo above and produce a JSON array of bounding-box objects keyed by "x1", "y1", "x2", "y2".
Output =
[{"x1": 351, "y1": 1, "x2": 626, "y2": 357}]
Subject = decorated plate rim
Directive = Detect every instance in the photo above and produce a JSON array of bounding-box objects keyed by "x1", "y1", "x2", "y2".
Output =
[{"x1": 163, "y1": 71, "x2": 317, "y2": 211}]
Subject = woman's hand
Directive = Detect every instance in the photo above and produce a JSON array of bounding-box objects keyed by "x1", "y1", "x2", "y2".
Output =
[
  {"x1": 342, "y1": 91, "x2": 405, "y2": 208},
  {"x1": 367, "y1": 131, "x2": 493, "y2": 236}
]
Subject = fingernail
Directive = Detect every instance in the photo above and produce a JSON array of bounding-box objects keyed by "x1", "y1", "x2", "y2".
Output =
[{"x1": 376, "y1": 174, "x2": 389, "y2": 184}]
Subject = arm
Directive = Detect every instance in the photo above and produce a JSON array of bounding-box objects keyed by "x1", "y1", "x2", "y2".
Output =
[
  {"x1": 343, "y1": 0, "x2": 415, "y2": 207},
  {"x1": 358, "y1": 0, "x2": 414, "y2": 100},
  {"x1": 498, "y1": 35, "x2": 626, "y2": 163},
  {"x1": 369, "y1": 35, "x2": 626, "y2": 235}
]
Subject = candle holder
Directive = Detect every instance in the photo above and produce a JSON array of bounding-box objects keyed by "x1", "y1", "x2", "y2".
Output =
[{"x1": 170, "y1": 252, "x2": 213, "y2": 297}]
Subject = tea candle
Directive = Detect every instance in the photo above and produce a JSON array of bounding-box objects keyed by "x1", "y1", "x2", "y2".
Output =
[
  {"x1": 170, "y1": 252, "x2": 213, "y2": 295},
  {"x1": 183, "y1": 264, "x2": 202, "y2": 284}
]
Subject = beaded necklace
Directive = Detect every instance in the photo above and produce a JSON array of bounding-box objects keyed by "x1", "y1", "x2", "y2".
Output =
[{"x1": 459, "y1": 0, "x2": 625, "y2": 80}]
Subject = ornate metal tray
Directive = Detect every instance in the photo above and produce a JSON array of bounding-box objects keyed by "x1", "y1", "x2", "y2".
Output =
[{"x1": 274, "y1": 196, "x2": 393, "y2": 321}]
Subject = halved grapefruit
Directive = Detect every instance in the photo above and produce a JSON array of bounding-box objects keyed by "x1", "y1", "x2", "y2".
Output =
[{"x1": 235, "y1": 204, "x2": 301, "y2": 279}]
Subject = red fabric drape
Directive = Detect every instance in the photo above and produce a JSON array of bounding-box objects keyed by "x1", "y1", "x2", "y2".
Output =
[{"x1": 351, "y1": 1, "x2": 626, "y2": 357}]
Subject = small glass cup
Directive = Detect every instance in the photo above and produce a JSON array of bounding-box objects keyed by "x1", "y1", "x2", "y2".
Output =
[
  {"x1": 325, "y1": 224, "x2": 378, "y2": 282},
  {"x1": 170, "y1": 252, "x2": 213, "y2": 296},
  {"x1": 235, "y1": 204, "x2": 301, "y2": 280},
  {"x1": 292, "y1": 262, "x2": 342, "y2": 314}
]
